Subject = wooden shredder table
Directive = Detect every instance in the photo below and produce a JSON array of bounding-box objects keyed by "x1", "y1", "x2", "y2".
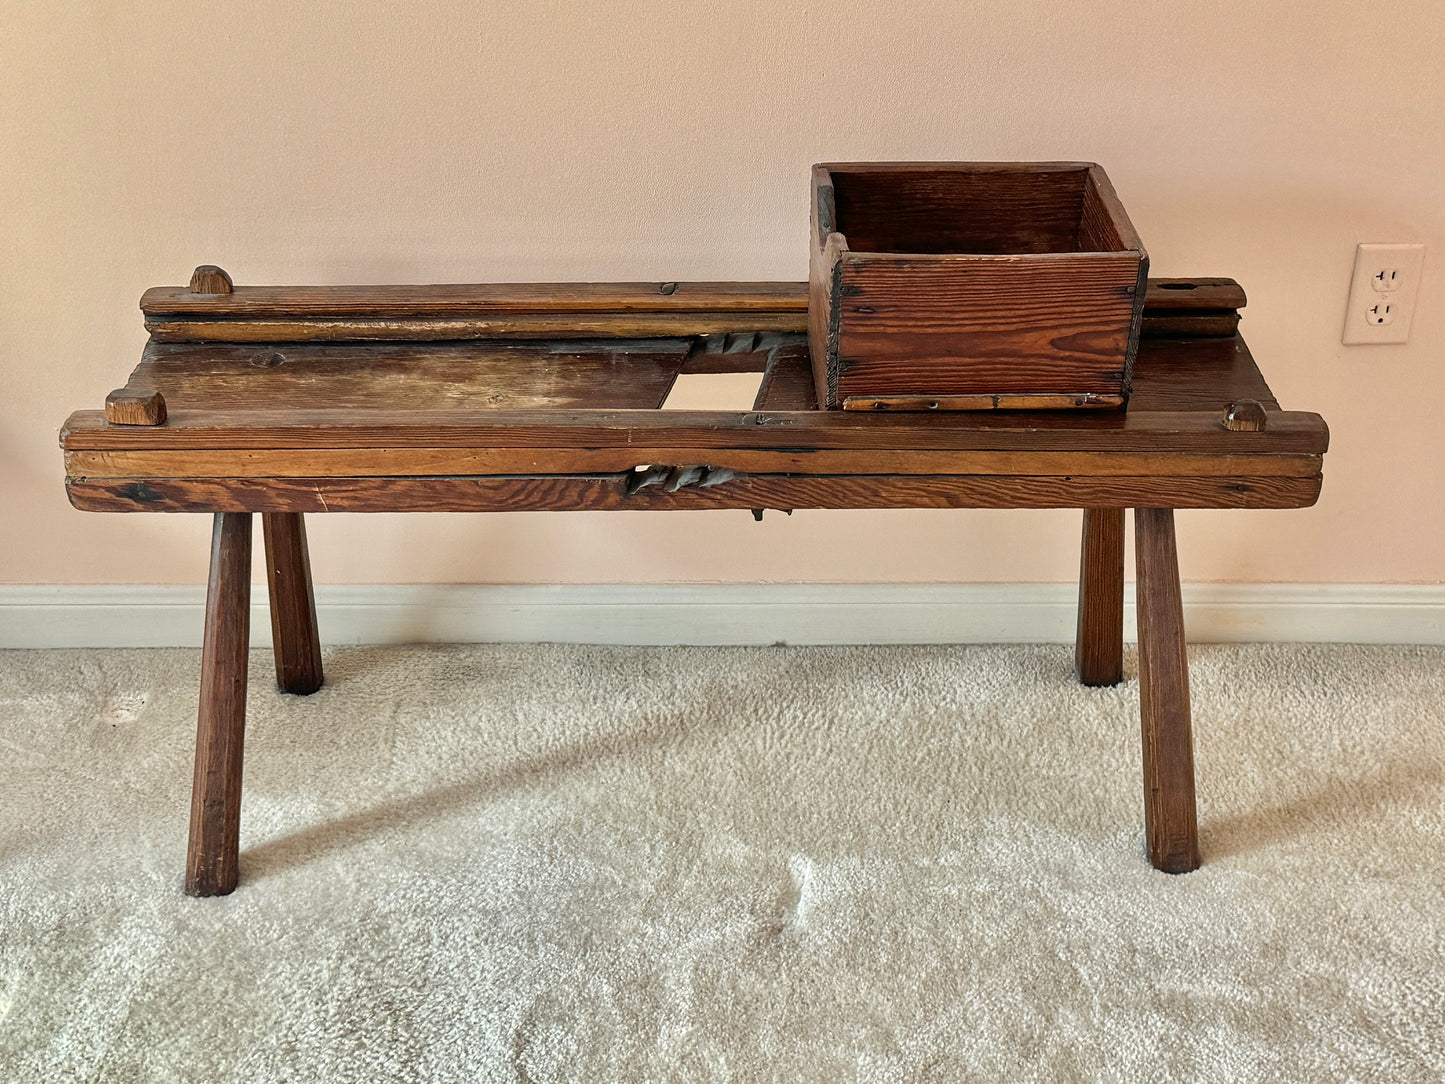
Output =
[{"x1": 61, "y1": 271, "x2": 1328, "y2": 895}]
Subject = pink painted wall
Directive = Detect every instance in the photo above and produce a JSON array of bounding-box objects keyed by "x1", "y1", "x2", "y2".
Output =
[{"x1": 3, "y1": 1, "x2": 1440, "y2": 585}]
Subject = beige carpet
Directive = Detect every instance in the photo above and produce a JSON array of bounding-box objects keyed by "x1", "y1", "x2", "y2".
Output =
[{"x1": 2, "y1": 642, "x2": 1443, "y2": 1081}]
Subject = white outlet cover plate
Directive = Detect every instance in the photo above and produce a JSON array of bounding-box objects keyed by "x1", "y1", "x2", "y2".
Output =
[{"x1": 1343, "y1": 242, "x2": 1426, "y2": 345}]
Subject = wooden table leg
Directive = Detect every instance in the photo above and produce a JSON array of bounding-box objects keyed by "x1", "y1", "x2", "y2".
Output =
[
  {"x1": 185, "y1": 512, "x2": 252, "y2": 896},
  {"x1": 1075, "y1": 507, "x2": 1125, "y2": 686},
  {"x1": 262, "y1": 512, "x2": 323, "y2": 695},
  {"x1": 1134, "y1": 507, "x2": 1201, "y2": 874}
]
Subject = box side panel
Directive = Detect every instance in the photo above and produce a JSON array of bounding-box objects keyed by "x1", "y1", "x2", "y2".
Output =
[
  {"x1": 1082, "y1": 164, "x2": 1145, "y2": 253},
  {"x1": 1079, "y1": 177, "x2": 1125, "y2": 250},
  {"x1": 808, "y1": 168, "x2": 845, "y2": 408},
  {"x1": 834, "y1": 253, "x2": 1142, "y2": 399},
  {"x1": 1081, "y1": 166, "x2": 1148, "y2": 395}
]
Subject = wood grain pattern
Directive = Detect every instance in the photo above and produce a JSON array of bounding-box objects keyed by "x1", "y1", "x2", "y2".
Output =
[
  {"x1": 144, "y1": 280, "x2": 809, "y2": 342},
  {"x1": 60, "y1": 406, "x2": 1331, "y2": 455},
  {"x1": 1144, "y1": 278, "x2": 1247, "y2": 312},
  {"x1": 1223, "y1": 400, "x2": 1269, "y2": 432},
  {"x1": 64, "y1": 447, "x2": 1323, "y2": 480},
  {"x1": 103, "y1": 333, "x2": 1282, "y2": 429},
  {"x1": 753, "y1": 344, "x2": 817, "y2": 411},
  {"x1": 261, "y1": 513, "x2": 322, "y2": 695},
  {"x1": 152, "y1": 278, "x2": 1239, "y2": 321},
  {"x1": 1125, "y1": 338, "x2": 1280, "y2": 413},
  {"x1": 144, "y1": 312, "x2": 809, "y2": 342},
  {"x1": 188, "y1": 265, "x2": 232, "y2": 294},
  {"x1": 842, "y1": 393, "x2": 1125, "y2": 412},
  {"x1": 1134, "y1": 507, "x2": 1201, "y2": 874},
  {"x1": 104, "y1": 388, "x2": 167, "y2": 426},
  {"x1": 810, "y1": 163, "x2": 1147, "y2": 409},
  {"x1": 144, "y1": 280, "x2": 809, "y2": 318},
  {"x1": 137, "y1": 277, "x2": 1242, "y2": 343},
  {"x1": 1076, "y1": 508, "x2": 1125, "y2": 686},
  {"x1": 1087, "y1": 167, "x2": 1152, "y2": 390},
  {"x1": 185, "y1": 512, "x2": 251, "y2": 897},
  {"x1": 808, "y1": 224, "x2": 847, "y2": 411},
  {"x1": 127, "y1": 339, "x2": 694, "y2": 412},
  {"x1": 833, "y1": 253, "x2": 1141, "y2": 399},
  {"x1": 1140, "y1": 313, "x2": 1240, "y2": 337},
  {"x1": 65, "y1": 472, "x2": 1324, "y2": 514},
  {"x1": 1078, "y1": 168, "x2": 1125, "y2": 251}
]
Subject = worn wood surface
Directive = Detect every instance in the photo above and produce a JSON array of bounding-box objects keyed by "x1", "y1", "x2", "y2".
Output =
[
  {"x1": 810, "y1": 163, "x2": 1146, "y2": 409},
  {"x1": 1134, "y1": 507, "x2": 1202, "y2": 874},
  {"x1": 63, "y1": 404, "x2": 1330, "y2": 455},
  {"x1": 185, "y1": 512, "x2": 251, "y2": 897},
  {"x1": 1141, "y1": 313, "x2": 1239, "y2": 337},
  {"x1": 124, "y1": 339, "x2": 697, "y2": 412},
  {"x1": 754, "y1": 343, "x2": 818, "y2": 411},
  {"x1": 65, "y1": 447, "x2": 1322, "y2": 480},
  {"x1": 1086, "y1": 166, "x2": 1152, "y2": 389},
  {"x1": 188, "y1": 265, "x2": 233, "y2": 294},
  {"x1": 145, "y1": 280, "x2": 808, "y2": 317},
  {"x1": 261, "y1": 513, "x2": 323, "y2": 695},
  {"x1": 1076, "y1": 508, "x2": 1125, "y2": 686},
  {"x1": 1223, "y1": 399, "x2": 1269, "y2": 432},
  {"x1": 1138, "y1": 278, "x2": 1245, "y2": 338},
  {"x1": 1124, "y1": 338, "x2": 1278, "y2": 413},
  {"x1": 145, "y1": 281, "x2": 808, "y2": 342},
  {"x1": 69, "y1": 271, "x2": 1320, "y2": 891},
  {"x1": 64, "y1": 276, "x2": 1325, "y2": 515},
  {"x1": 66, "y1": 472, "x2": 1324, "y2": 514},
  {"x1": 145, "y1": 313, "x2": 809, "y2": 342},
  {"x1": 829, "y1": 253, "x2": 1142, "y2": 400},
  {"x1": 808, "y1": 224, "x2": 847, "y2": 410},
  {"x1": 139, "y1": 278, "x2": 1241, "y2": 343},
  {"x1": 1143, "y1": 278, "x2": 1247, "y2": 312},
  {"x1": 842, "y1": 393, "x2": 1125, "y2": 412},
  {"x1": 104, "y1": 388, "x2": 167, "y2": 426}
]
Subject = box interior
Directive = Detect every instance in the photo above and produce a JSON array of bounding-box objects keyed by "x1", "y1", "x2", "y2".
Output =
[{"x1": 829, "y1": 167, "x2": 1128, "y2": 256}]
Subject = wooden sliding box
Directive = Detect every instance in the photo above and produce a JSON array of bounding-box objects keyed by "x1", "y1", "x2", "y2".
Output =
[{"x1": 809, "y1": 162, "x2": 1149, "y2": 411}]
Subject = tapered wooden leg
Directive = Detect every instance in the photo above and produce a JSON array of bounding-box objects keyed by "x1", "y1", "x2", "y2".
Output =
[
  {"x1": 1075, "y1": 507, "x2": 1125, "y2": 686},
  {"x1": 1134, "y1": 508, "x2": 1201, "y2": 874},
  {"x1": 185, "y1": 512, "x2": 252, "y2": 896},
  {"x1": 262, "y1": 512, "x2": 323, "y2": 695}
]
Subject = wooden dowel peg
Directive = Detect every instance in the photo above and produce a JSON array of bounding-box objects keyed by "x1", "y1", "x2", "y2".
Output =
[
  {"x1": 189, "y1": 265, "x2": 233, "y2": 294},
  {"x1": 1222, "y1": 399, "x2": 1267, "y2": 432},
  {"x1": 104, "y1": 388, "x2": 167, "y2": 426}
]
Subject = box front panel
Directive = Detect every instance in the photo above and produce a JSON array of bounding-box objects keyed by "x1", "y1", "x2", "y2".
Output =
[{"x1": 834, "y1": 253, "x2": 1141, "y2": 400}]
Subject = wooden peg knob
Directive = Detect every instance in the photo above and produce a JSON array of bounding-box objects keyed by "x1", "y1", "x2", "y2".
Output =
[
  {"x1": 105, "y1": 388, "x2": 167, "y2": 426},
  {"x1": 189, "y1": 265, "x2": 233, "y2": 294},
  {"x1": 1222, "y1": 399, "x2": 1267, "y2": 432}
]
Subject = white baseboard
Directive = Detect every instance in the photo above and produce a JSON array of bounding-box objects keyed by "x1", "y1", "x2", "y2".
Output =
[{"x1": 2, "y1": 583, "x2": 1443, "y2": 648}]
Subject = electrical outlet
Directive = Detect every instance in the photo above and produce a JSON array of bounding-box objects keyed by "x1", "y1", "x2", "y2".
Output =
[
  {"x1": 1343, "y1": 242, "x2": 1425, "y2": 344},
  {"x1": 1371, "y1": 267, "x2": 1402, "y2": 292}
]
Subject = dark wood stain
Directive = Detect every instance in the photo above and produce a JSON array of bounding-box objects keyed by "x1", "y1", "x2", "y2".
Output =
[
  {"x1": 1076, "y1": 508, "x2": 1125, "y2": 686},
  {"x1": 185, "y1": 512, "x2": 252, "y2": 897}
]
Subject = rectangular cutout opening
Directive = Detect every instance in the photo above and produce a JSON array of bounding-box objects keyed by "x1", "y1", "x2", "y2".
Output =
[{"x1": 660, "y1": 372, "x2": 766, "y2": 411}]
